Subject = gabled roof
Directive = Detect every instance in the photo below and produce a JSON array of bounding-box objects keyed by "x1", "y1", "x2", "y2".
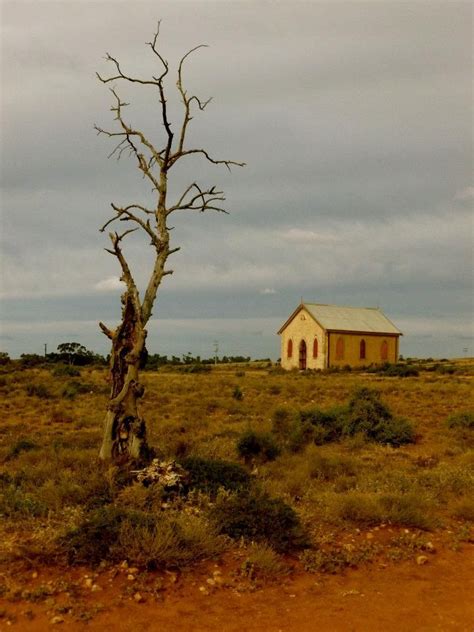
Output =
[{"x1": 278, "y1": 303, "x2": 402, "y2": 335}]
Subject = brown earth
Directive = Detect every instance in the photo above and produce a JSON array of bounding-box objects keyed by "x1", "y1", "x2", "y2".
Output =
[{"x1": 2, "y1": 544, "x2": 473, "y2": 632}]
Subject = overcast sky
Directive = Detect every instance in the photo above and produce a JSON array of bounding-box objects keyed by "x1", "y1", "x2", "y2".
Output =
[{"x1": 1, "y1": 1, "x2": 472, "y2": 359}]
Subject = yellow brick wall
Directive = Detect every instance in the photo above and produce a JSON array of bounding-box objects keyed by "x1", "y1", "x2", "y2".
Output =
[
  {"x1": 280, "y1": 308, "x2": 326, "y2": 370},
  {"x1": 327, "y1": 333, "x2": 398, "y2": 367}
]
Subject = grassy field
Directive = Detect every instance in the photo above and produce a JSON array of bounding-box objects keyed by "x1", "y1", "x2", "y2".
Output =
[{"x1": 0, "y1": 359, "x2": 473, "y2": 583}]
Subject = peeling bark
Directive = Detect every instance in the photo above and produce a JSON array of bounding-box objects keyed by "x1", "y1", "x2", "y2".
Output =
[{"x1": 99, "y1": 293, "x2": 149, "y2": 463}]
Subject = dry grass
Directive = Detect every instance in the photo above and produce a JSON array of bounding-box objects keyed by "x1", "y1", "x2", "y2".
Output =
[{"x1": 0, "y1": 359, "x2": 472, "y2": 570}]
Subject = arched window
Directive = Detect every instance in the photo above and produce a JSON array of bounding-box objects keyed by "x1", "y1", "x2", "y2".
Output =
[
  {"x1": 299, "y1": 340, "x2": 307, "y2": 370},
  {"x1": 313, "y1": 337, "x2": 318, "y2": 358},
  {"x1": 336, "y1": 337, "x2": 344, "y2": 360},
  {"x1": 381, "y1": 339, "x2": 388, "y2": 361},
  {"x1": 287, "y1": 339, "x2": 293, "y2": 358},
  {"x1": 360, "y1": 339, "x2": 366, "y2": 360}
]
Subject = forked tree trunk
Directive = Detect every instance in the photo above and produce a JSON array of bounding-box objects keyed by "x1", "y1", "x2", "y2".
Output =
[
  {"x1": 96, "y1": 24, "x2": 244, "y2": 464},
  {"x1": 99, "y1": 293, "x2": 149, "y2": 463}
]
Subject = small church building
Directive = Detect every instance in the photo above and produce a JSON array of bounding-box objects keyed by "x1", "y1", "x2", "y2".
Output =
[{"x1": 278, "y1": 303, "x2": 402, "y2": 370}]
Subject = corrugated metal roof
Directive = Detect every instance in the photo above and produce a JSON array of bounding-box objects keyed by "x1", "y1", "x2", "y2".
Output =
[{"x1": 303, "y1": 303, "x2": 402, "y2": 335}]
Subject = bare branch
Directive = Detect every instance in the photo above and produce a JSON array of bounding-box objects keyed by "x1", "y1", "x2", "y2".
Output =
[
  {"x1": 176, "y1": 44, "x2": 209, "y2": 153},
  {"x1": 99, "y1": 322, "x2": 115, "y2": 339},
  {"x1": 169, "y1": 148, "x2": 245, "y2": 170},
  {"x1": 96, "y1": 53, "x2": 162, "y2": 87},
  {"x1": 167, "y1": 182, "x2": 228, "y2": 215},
  {"x1": 105, "y1": 231, "x2": 139, "y2": 301}
]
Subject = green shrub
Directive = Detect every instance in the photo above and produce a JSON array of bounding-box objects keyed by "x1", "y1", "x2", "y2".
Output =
[
  {"x1": 113, "y1": 511, "x2": 226, "y2": 568},
  {"x1": 180, "y1": 456, "x2": 251, "y2": 496},
  {"x1": 61, "y1": 506, "x2": 151, "y2": 564},
  {"x1": 379, "y1": 493, "x2": 435, "y2": 529},
  {"x1": 345, "y1": 388, "x2": 414, "y2": 446},
  {"x1": 384, "y1": 364, "x2": 419, "y2": 377},
  {"x1": 237, "y1": 431, "x2": 281, "y2": 463},
  {"x1": 0, "y1": 485, "x2": 47, "y2": 517},
  {"x1": 6, "y1": 438, "x2": 38, "y2": 460},
  {"x1": 272, "y1": 407, "x2": 293, "y2": 437},
  {"x1": 61, "y1": 381, "x2": 93, "y2": 400},
  {"x1": 374, "y1": 416, "x2": 415, "y2": 446},
  {"x1": 300, "y1": 547, "x2": 352, "y2": 574},
  {"x1": 287, "y1": 420, "x2": 315, "y2": 452},
  {"x1": 210, "y1": 489, "x2": 309, "y2": 553},
  {"x1": 300, "y1": 406, "x2": 347, "y2": 444},
  {"x1": 451, "y1": 497, "x2": 474, "y2": 521},
  {"x1": 308, "y1": 452, "x2": 357, "y2": 481},
  {"x1": 446, "y1": 411, "x2": 474, "y2": 430},
  {"x1": 335, "y1": 493, "x2": 383, "y2": 526},
  {"x1": 241, "y1": 543, "x2": 286, "y2": 579},
  {"x1": 52, "y1": 364, "x2": 80, "y2": 377},
  {"x1": 179, "y1": 364, "x2": 212, "y2": 374},
  {"x1": 26, "y1": 384, "x2": 52, "y2": 399},
  {"x1": 232, "y1": 386, "x2": 244, "y2": 401}
]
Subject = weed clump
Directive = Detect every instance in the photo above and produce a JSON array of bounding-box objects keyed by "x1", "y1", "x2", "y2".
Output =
[
  {"x1": 6, "y1": 438, "x2": 38, "y2": 460},
  {"x1": 237, "y1": 431, "x2": 281, "y2": 463},
  {"x1": 446, "y1": 411, "x2": 474, "y2": 430},
  {"x1": 61, "y1": 505, "x2": 224, "y2": 567},
  {"x1": 180, "y1": 456, "x2": 251, "y2": 496},
  {"x1": 232, "y1": 386, "x2": 244, "y2": 401},
  {"x1": 52, "y1": 364, "x2": 81, "y2": 377},
  {"x1": 210, "y1": 489, "x2": 309, "y2": 553},
  {"x1": 26, "y1": 384, "x2": 53, "y2": 399},
  {"x1": 61, "y1": 381, "x2": 93, "y2": 400}
]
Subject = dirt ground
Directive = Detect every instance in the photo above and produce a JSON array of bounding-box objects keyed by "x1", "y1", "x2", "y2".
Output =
[{"x1": 2, "y1": 544, "x2": 473, "y2": 632}]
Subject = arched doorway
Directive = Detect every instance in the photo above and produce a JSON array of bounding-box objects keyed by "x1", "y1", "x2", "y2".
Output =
[{"x1": 299, "y1": 340, "x2": 307, "y2": 370}]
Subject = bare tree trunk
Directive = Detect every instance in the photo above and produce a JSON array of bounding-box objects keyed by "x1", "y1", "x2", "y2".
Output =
[
  {"x1": 99, "y1": 293, "x2": 149, "y2": 462},
  {"x1": 95, "y1": 23, "x2": 244, "y2": 464}
]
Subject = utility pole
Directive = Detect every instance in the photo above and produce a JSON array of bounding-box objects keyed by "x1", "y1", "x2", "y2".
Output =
[
  {"x1": 44, "y1": 343, "x2": 47, "y2": 357},
  {"x1": 213, "y1": 340, "x2": 219, "y2": 365}
]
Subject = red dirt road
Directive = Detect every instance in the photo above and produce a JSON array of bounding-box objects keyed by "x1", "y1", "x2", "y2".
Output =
[{"x1": 3, "y1": 545, "x2": 473, "y2": 632}]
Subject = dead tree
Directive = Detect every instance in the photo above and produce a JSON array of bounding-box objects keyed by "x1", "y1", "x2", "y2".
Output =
[{"x1": 95, "y1": 24, "x2": 244, "y2": 462}]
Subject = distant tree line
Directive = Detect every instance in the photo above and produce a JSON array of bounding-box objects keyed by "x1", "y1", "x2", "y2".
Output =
[
  {"x1": 143, "y1": 353, "x2": 253, "y2": 370},
  {"x1": 0, "y1": 346, "x2": 269, "y2": 370}
]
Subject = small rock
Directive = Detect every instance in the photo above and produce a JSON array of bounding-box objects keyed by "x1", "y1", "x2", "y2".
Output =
[
  {"x1": 366, "y1": 533, "x2": 374, "y2": 540},
  {"x1": 416, "y1": 555, "x2": 429, "y2": 566},
  {"x1": 128, "y1": 567, "x2": 139, "y2": 575},
  {"x1": 206, "y1": 578, "x2": 216, "y2": 587},
  {"x1": 31, "y1": 571, "x2": 38, "y2": 579},
  {"x1": 120, "y1": 561, "x2": 129, "y2": 571},
  {"x1": 212, "y1": 569, "x2": 222, "y2": 576},
  {"x1": 165, "y1": 571, "x2": 178, "y2": 584},
  {"x1": 91, "y1": 584, "x2": 102, "y2": 592},
  {"x1": 133, "y1": 592, "x2": 144, "y2": 603},
  {"x1": 199, "y1": 586, "x2": 209, "y2": 595},
  {"x1": 127, "y1": 574, "x2": 136, "y2": 582},
  {"x1": 50, "y1": 616, "x2": 64, "y2": 625},
  {"x1": 84, "y1": 578, "x2": 93, "y2": 588},
  {"x1": 425, "y1": 541, "x2": 436, "y2": 553}
]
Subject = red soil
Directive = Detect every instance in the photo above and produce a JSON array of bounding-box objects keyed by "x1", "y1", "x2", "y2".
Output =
[{"x1": 2, "y1": 544, "x2": 473, "y2": 631}]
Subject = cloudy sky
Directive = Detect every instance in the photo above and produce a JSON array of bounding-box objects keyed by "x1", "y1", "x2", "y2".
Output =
[{"x1": 1, "y1": 1, "x2": 472, "y2": 359}]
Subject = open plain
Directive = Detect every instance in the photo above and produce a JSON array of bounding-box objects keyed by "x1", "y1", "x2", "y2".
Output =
[{"x1": 0, "y1": 359, "x2": 473, "y2": 630}]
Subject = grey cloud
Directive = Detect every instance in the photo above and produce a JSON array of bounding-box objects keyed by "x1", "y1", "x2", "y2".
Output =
[{"x1": 1, "y1": 1, "x2": 472, "y2": 358}]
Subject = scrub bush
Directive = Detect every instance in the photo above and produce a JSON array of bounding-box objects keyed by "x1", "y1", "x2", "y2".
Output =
[
  {"x1": 180, "y1": 456, "x2": 251, "y2": 496},
  {"x1": 210, "y1": 489, "x2": 309, "y2": 553},
  {"x1": 446, "y1": 411, "x2": 474, "y2": 430},
  {"x1": 237, "y1": 431, "x2": 281, "y2": 463},
  {"x1": 345, "y1": 388, "x2": 414, "y2": 446}
]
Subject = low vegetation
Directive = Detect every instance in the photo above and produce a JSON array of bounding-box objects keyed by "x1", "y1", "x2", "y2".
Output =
[{"x1": 0, "y1": 357, "x2": 472, "y2": 578}]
